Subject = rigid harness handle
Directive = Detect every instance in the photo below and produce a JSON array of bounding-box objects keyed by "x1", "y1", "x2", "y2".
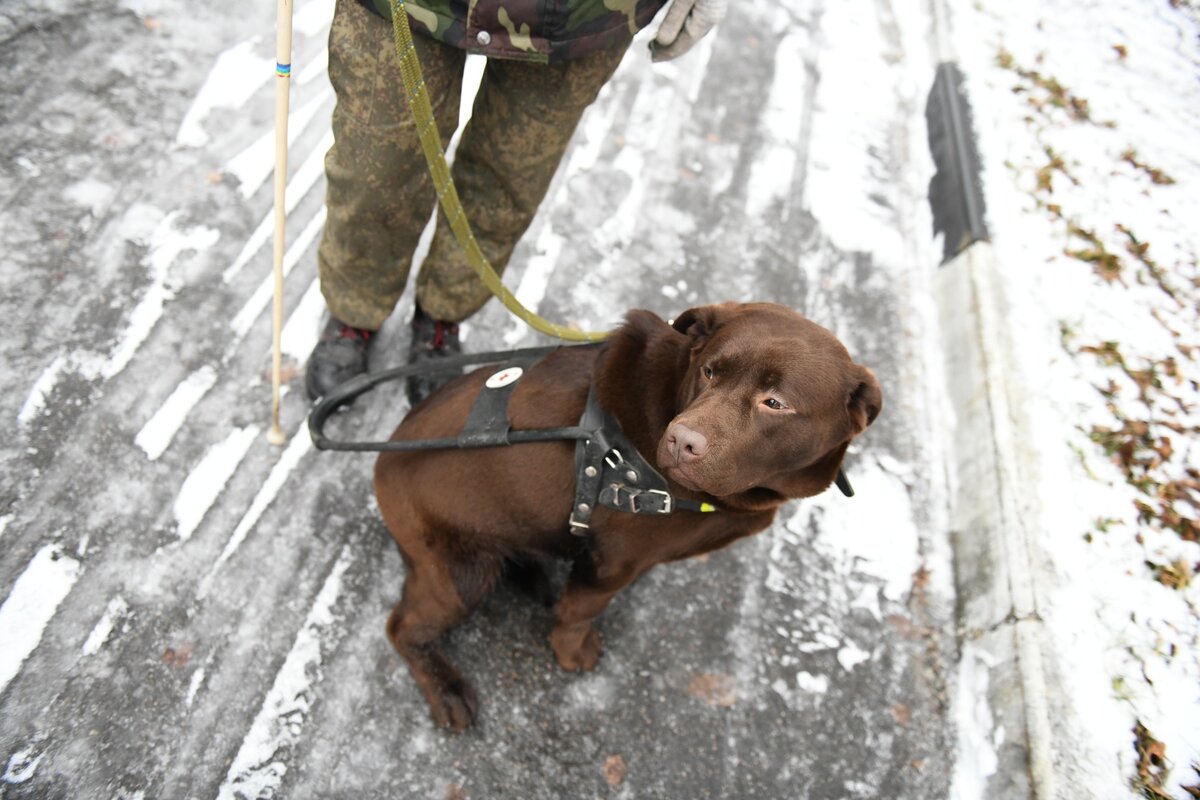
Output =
[{"x1": 308, "y1": 345, "x2": 593, "y2": 452}]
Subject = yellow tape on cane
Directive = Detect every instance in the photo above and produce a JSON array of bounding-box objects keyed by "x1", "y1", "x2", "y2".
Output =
[{"x1": 387, "y1": 0, "x2": 610, "y2": 342}]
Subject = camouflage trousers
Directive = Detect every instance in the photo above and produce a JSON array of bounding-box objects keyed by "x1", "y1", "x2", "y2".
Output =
[{"x1": 318, "y1": 0, "x2": 631, "y2": 328}]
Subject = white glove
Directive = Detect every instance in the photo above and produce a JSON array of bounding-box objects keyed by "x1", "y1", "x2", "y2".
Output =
[{"x1": 649, "y1": 0, "x2": 727, "y2": 62}]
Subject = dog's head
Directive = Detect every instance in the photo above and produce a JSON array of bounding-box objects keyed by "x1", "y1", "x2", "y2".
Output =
[{"x1": 655, "y1": 302, "x2": 882, "y2": 501}]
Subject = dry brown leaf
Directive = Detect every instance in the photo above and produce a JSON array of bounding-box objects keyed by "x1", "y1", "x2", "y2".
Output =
[
  {"x1": 1134, "y1": 721, "x2": 1173, "y2": 799},
  {"x1": 603, "y1": 755, "x2": 628, "y2": 787},
  {"x1": 687, "y1": 673, "x2": 737, "y2": 708},
  {"x1": 266, "y1": 357, "x2": 301, "y2": 385},
  {"x1": 162, "y1": 644, "x2": 194, "y2": 668}
]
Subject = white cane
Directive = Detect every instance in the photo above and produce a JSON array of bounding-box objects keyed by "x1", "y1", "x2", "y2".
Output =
[{"x1": 267, "y1": 0, "x2": 293, "y2": 446}]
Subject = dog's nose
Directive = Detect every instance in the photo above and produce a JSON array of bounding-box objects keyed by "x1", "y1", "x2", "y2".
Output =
[{"x1": 667, "y1": 423, "x2": 709, "y2": 464}]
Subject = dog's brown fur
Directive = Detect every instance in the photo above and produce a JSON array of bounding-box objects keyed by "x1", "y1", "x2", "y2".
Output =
[{"x1": 374, "y1": 302, "x2": 882, "y2": 729}]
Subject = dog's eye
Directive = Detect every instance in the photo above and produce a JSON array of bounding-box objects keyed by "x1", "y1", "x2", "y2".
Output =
[
  {"x1": 763, "y1": 397, "x2": 786, "y2": 410},
  {"x1": 703, "y1": 365, "x2": 714, "y2": 380}
]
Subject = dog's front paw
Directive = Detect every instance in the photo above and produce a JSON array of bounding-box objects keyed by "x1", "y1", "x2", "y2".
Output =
[
  {"x1": 551, "y1": 624, "x2": 603, "y2": 672},
  {"x1": 425, "y1": 677, "x2": 479, "y2": 732}
]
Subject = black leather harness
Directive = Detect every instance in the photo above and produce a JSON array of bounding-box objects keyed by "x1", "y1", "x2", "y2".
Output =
[
  {"x1": 567, "y1": 386, "x2": 717, "y2": 533},
  {"x1": 390, "y1": 353, "x2": 721, "y2": 533},
  {"x1": 307, "y1": 345, "x2": 854, "y2": 531}
]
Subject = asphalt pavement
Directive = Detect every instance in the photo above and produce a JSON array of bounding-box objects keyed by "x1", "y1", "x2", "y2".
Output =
[{"x1": 0, "y1": 1, "x2": 960, "y2": 797}]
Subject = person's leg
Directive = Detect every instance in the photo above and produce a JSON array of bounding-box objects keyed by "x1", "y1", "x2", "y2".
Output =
[
  {"x1": 414, "y1": 42, "x2": 631, "y2": 322},
  {"x1": 402, "y1": 41, "x2": 630, "y2": 404},
  {"x1": 318, "y1": 0, "x2": 465, "y2": 329},
  {"x1": 308, "y1": 0, "x2": 464, "y2": 399}
]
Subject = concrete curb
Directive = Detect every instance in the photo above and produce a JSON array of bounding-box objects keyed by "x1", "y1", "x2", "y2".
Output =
[{"x1": 935, "y1": 243, "x2": 1057, "y2": 799}]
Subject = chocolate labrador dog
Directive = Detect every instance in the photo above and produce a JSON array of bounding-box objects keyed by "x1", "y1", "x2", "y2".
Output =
[{"x1": 374, "y1": 302, "x2": 882, "y2": 730}]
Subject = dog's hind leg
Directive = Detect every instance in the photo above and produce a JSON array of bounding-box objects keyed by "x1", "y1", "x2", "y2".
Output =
[{"x1": 386, "y1": 547, "x2": 501, "y2": 731}]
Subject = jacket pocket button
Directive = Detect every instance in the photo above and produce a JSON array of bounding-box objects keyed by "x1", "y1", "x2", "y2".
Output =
[{"x1": 476, "y1": 30, "x2": 491, "y2": 46}]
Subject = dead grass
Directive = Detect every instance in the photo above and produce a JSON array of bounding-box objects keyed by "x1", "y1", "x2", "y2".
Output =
[{"x1": 997, "y1": 49, "x2": 1200, "y2": 552}]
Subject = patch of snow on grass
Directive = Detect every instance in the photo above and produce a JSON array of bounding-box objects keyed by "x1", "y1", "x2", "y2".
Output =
[{"x1": 954, "y1": 0, "x2": 1200, "y2": 794}]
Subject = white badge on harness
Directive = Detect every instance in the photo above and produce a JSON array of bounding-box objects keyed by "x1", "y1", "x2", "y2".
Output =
[{"x1": 485, "y1": 367, "x2": 523, "y2": 389}]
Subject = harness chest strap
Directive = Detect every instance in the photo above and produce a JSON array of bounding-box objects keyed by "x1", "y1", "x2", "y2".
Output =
[
  {"x1": 458, "y1": 360, "x2": 716, "y2": 531},
  {"x1": 568, "y1": 386, "x2": 716, "y2": 533},
  {"x1": 453, "y1": 357, "x2": 853, "y2": 534},
  {"x1": 564, "y1": 386, "x2": 856, "y2": 526}
]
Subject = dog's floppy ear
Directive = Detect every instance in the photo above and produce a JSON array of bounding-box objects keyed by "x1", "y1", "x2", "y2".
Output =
[
  {"x1": 847, "y1": 366, "x2": 883, "y2": 433},
  {"x1": 671, "y1": 303, "x2": 734, "y2": 347}
]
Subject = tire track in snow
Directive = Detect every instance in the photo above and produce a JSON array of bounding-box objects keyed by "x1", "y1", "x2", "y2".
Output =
[
  {"x1": 221, "y1": 129, "x2": 334, "y2": 284},
  {"x1": 1, "y1": 7, "x2": 341, "y2": 788},
  {"x1": 745, "y1": 28, "x2": 809, "y2": 222},
  {"x1": 224, "y1": 88, "x2": 333, "y2": 200},
  {"x1": 144, "y1": 244, "x2": 325, "y2": 558},
  {"x1": 80, "y1": 595, "x2": 131, "y2": 657},
  {"x1": 173, "y1": 425, "x2": 262, "y2": 542},
  {"x1": 176, "y1": 37, "x2": 274, "y2": 148},
  {"x1": 15, "y1": 212, "x2": 219, "y2": 427},
  {"x1": 133, "y1": 204, "x2": 326, "y2": 463},
  {"x1": 17, "y1": 44, "x2": 331, "y2": 437},
  {"x1": 229, "y1": 206, "x2": 327, "y2": 342},
  {"x1": 565, "y1": 30, "x2": 714, "y2": 322},
  {"x1": 134, "y1": 8, "x2": 336, "y2": 597},
  {"x1": 198, "y1": 430, "x2": 313, "y2": 596},
  {"x1": 103, "y1": 211, "x2": 220, "y2": 372},
  {"x1": 106, "y1": 215, "x2": 225, "y2": 383},
  {"x1": 0, "y1": 545, "x2": 82, "y2": 695},
  {"x1": 216, "y1": 545, "x2": 354, "y2": 800},
  {"x1": 135, "y1": 366, "x2": 219, "y2": 461}
]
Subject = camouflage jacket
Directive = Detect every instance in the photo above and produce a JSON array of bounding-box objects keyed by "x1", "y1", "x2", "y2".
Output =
[{"x1": 355, "y1": 0, "x2": 668, "y2": 63}]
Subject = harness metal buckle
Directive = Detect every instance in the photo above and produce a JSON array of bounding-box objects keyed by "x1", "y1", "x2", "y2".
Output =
[
  {"x1": 646, "y1": 488, "x2": 673, "y2": 514},
  {"x1": 605, "y1": 448, "x2": 624, "y2": 469},
  {"x1": 625, "y1": 487, "x2": 673, "y2": 515}
]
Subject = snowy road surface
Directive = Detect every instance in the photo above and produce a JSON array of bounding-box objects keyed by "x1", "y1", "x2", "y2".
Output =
[{"x1": 0, "y1": 0, "x2": 958, "y2": 797}]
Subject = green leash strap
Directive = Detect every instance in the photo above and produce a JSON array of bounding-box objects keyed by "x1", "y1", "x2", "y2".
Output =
[{"x1": 386, "y1": 0, "x2": 611, "y2": 343}]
